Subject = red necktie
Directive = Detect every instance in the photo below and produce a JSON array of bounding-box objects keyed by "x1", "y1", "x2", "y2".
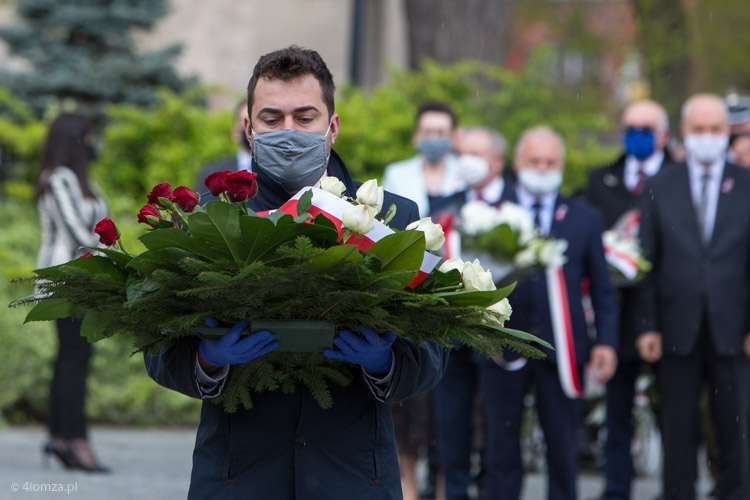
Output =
[{"x1": 632, "y1": 163, "x2": 646, "y2": 196}]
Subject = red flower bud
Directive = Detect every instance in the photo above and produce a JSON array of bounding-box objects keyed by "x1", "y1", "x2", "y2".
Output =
[
  {"x1": 172, "y1": 186, "x2": 199, "y2": 212},
  {"x1": 80, "y1": 252, "x2": 94, "y2": 258},
  {"x1": 225, "y1": 170, "x2": 259, "y2": 202},
  {"x1": 204, "y1": 171, "x2": 231, "y2": 196},
  {"x1": 137, "y1": 204, "x2": 162, "y2": 227},
  {"x1": 94, "y1": 218, "x2": 118, "y2": 246},
  {"x1": 147, "y1": 183, "x2": 174, "y2": 207}
]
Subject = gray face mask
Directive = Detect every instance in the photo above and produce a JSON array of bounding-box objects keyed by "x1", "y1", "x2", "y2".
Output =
[
  {"x1": 418, "y1": 138, "x2": 452, "y2": 164},
  {"x1": 252, "y1": 123, "x2": 331, "y2": 193}
]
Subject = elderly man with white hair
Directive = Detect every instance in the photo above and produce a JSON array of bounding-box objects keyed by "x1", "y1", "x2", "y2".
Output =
[
  {"x1": 479, "y1": 126, "x2": 618, "y2": 500},
  {"x1": 636, "y1": 93, "x2": 750, "y2": 500}
]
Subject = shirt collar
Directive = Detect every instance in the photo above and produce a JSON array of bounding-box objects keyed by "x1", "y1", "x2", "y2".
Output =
[
  {"x1": 516, "y1": 185, "x2": 558, "y2": 210},
  {"x1": 625, "y1": 149, "x2": 664, "y2": 177},
  {"x1": 467, "y1": 176, "x2": 505, "y2": 204}
]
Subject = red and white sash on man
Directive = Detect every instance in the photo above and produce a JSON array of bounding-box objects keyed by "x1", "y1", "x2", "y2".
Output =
[
  {"x1": 268, "y1": 187, "x2": 441, "y2": 288},
  {"x1": 545, "y1": 265, "x2": 583, "y2": 399}
]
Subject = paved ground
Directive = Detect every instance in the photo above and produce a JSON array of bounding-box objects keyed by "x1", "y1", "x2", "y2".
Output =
[{"x1": 0, "y1": 426, "x2": 714, "y2": 500}]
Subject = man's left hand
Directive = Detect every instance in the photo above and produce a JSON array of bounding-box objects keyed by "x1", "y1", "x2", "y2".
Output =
[
  {"x1": 587, "y1": 345, "x2": 618, "y2": 385},
  {"x1": 324, "y1": 328, "x2": 397, "y2": 376},
  {"x1": 744, "y1": 334, "x2": 750, "y2": 358}
]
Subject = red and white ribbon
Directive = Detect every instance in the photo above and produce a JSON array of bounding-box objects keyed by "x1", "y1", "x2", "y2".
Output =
[
  {"x1": 269, "y1": 187, "x2": 441, "y2": 288},
  {"x1": 545, "y1": 265, "x2": 582, "y2": 399},
  {"x1": 604, "y1": 247, "x2": 639, "y2": 281}
]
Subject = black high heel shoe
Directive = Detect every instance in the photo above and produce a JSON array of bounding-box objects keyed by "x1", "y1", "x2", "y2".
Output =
[
  {"x1": 42, "y1": 441, "x2": 111, "y2": 473},
  {"x1": 42, "y1": 442, "x2": 78, "y2": 469}
]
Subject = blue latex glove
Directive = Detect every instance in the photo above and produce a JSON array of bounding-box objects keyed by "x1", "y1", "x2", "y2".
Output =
[
  {"x1": 199, "y1": 319, "x2": 278, "y2": 367},
  {"x1": 323, "y1": 328, "x2": 397, "y2": 375}
]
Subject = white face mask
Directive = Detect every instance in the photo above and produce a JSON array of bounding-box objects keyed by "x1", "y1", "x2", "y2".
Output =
[
  {"x1": 518, "y1": 168, "x2": 563, "y2": 195},
  {"x1": 457, "y1": 154, "x2": 490, "y2": 187},
  {"x1": 684, "y1": 133, "x2": 729, "y2": 164}
]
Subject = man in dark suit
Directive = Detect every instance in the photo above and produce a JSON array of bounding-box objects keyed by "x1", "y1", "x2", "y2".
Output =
[
  {"x1": 584, "y1": 99, "x2": 676, "y2": 500},
  {"x1": 194, "y1": 101, "x2": 253, "y2": 200},
  {"x1": 433, "y1": 125, "x2": 511, "y2": 500},
  {"x1": 145, "y1": 46, "x2": 448, "y2": 500},
  {"x1": 480, "y1": 126, "x2": 619, "y2": 500},
  {"x1": 636, "y1": 93, "x2": 750, "y2": 500}
]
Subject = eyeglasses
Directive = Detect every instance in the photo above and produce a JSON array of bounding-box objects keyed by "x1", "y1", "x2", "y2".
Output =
[{"x1": 624, "y1": 126, "x2": 656, "y2": 135}]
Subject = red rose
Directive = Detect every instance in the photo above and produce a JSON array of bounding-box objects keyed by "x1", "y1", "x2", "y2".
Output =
[
  {"x1": 204, "y1": 171, "x2": 231, "y2": 196},
  {"x1": 94, "y1": 218, "x2": 118, "y2": 246},
  {"x1": 225, "y1": 171, "x2": 259, "y2": 202},
  {"x1": 147, "y1": 183, "x2": 174, "y2": 207},
  {"x1": 172, "y1": 186, "x2": 199, "y2": 212},
  {"x1": 79, "y1": 252, "x2": 94, "y2": 258},
  {"x1": 137, "y1": 204, "x2": 162, "y2": 227}
]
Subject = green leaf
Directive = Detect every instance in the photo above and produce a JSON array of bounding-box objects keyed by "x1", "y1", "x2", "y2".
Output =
[
  {"x1": 24, "y1": 298, "x2": 75, "y2": 323},
  {"x1": 241, "y1": 216, "x2": 339, "y2": 264},
  {"x1": 80, "y1": 312, "x2": 109, "y2": 342},
  {"x1": 187, "y1": 201, "x2": 246, "y2": 263},
  {"x1": 62, "y1": 256, "x2": 126, "y2": 283},
  {"x1": 367, "y1": 230, "x2": 425, "y2": 272},
  {"x1": 435, "y1": 282, "x2": 516, "y2": 307},
  {"x1": 311, "y1": 245, "x2": 364, "y2": 267},
  {"x1": 139, "y1": 228, "x2": 218, "y2": 261},
  {"x1": 125, "y1": 272, "x2": 160, "y2": 301},
  {"x1": 84, "y1": 247, "x2": 133, "y2": 268},
  {"x1": 262, "y1": 211, "x2": 294, "y2": 226},
  {"x1": 382, "y1": 203, "x2": 397, "y2": 226},
  {"x1": 297, "y1": 190, "x2": 313, "y2": 216},
  {"x1": 478, "y1": 323, "x2": 554, "y2": 350},
  {"x1": 125, "y1": 248, "x2": 194, "y2": 273}
]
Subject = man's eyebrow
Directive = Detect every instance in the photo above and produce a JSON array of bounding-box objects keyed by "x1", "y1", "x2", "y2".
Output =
[{"x1": 256, "y1": 105, "x2": 321, "y2": 117}]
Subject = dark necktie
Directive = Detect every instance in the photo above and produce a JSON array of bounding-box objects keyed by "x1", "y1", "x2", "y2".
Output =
[
  {"x1": 532, "y1": 200, "x2": 543, "y2": 235},
  {"x1": 696, "y1": 171, "x2": 711, "y2": 243},
  {"x1": 632, "y1": 162, "x2": 647, "y2": 196}
]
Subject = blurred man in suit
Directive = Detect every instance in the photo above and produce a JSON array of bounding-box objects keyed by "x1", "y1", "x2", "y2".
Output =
[
  {"x1": 480, "y1": 126, "x2": 618, "y2": 500},
  {"x1": 433, "y1": 126, "x2": 510, "y2": 500},
  {"x1": 585, "y1": 99, "x2": 676, "y2": 500},
  {"x1": 194, "y1": 101, "x2": 252, "y2": 199},
  {"x1": 637, "y1": 93, "x2": 750, "y2": 500}
]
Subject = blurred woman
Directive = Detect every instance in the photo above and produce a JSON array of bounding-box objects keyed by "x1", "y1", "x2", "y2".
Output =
[{"x1": 36, "y1": 113, "x2": 109, "y2": 472}]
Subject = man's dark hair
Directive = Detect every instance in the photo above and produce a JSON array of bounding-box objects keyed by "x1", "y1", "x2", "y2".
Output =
[
  {"x1": 416, "y1": 101, "x2": 457, "y2": 129},
  {"x1": 247, "y1": 46, "x2": 335, "y2": 121}
]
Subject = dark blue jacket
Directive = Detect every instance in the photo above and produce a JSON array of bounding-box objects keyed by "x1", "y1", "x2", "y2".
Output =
[
  {"x1": 145, "y1": 150, "x2": 448, "y2": 500},
  {"x1": 503, "y1": 191, "x2": 619, "y2": 364}
]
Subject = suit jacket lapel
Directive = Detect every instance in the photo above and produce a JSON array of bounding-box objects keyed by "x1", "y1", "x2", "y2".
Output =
[
  {"x1": 708, "y1": 162, "x2": 736, "y2": 250},
  {"x1": 673, "y1": 164, "x2": 704, "y2": 246}
]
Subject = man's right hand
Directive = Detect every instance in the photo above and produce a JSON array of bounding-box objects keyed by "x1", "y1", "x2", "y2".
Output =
[
  {"x1": 636, "y1": 331, "x2": 662, "y2": 362},
  {"x1": 198, "y1": 319, "x2": 278, "y2": 374}
]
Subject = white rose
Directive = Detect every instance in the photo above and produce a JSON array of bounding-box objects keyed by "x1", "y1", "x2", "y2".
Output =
[
  {"x1": 406, "y1": 217, "x2": 446, "y2": 251},
  {"x1": 513, "y1": 248, "x2": 537, "y2": 268},
  {"x1": 438, "y1": 256, "x2": 464, "y2": 274},
  {"x1": 342, "y1": 204, "x2": 377, "y2": 235},
  {"x1": 319, "y1": 176, "x2": 346, "y2": 197},
  {"x1": 460, "y1": 201, "x2": 498, "y2": 235},
  {"x1": 462, "y1": 259, "x2": 496, "y2": 291},
  {"x1": 487, "y1": 298, "x2": 513, "y2": 326},
  {"x1": 539, "y1": 239, "x2": 568, "y2": 267},
  {"x1": 495, "y1": 202, "x2": 535, "y2": 243},
  {"x1": 356, "y1": 179, "x2": 384, "y2": 212}
]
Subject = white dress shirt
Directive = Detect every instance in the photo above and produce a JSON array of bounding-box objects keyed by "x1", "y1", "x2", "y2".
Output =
[
  {"x1": 237, "y1": 150, "x2": 253, "y2": 172},
  {"x1": 516, "y1": 185, "x2": 558, "y2": 237},
  {"x1": 686, "y1": 155, "x2": 725, "y2": 243},
  {"x1": 624, "y1": 150, "x2": 664, "y2": 192},
  {"x1": 466, "y1": 176, "x2": 505, "y2": 205}
]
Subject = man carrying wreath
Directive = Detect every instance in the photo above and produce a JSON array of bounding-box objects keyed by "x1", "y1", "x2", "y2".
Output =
[{"x1": 144, "y1": 46, "x2": 448, "y2": 499}]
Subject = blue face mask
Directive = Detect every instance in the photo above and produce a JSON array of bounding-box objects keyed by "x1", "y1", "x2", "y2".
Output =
[
  {"x1": 623, "y1": 128, "x2": 656, "y2": 160},
  {"x1": 418, "y1": 138, "x2": 452, "y2": 164}
]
